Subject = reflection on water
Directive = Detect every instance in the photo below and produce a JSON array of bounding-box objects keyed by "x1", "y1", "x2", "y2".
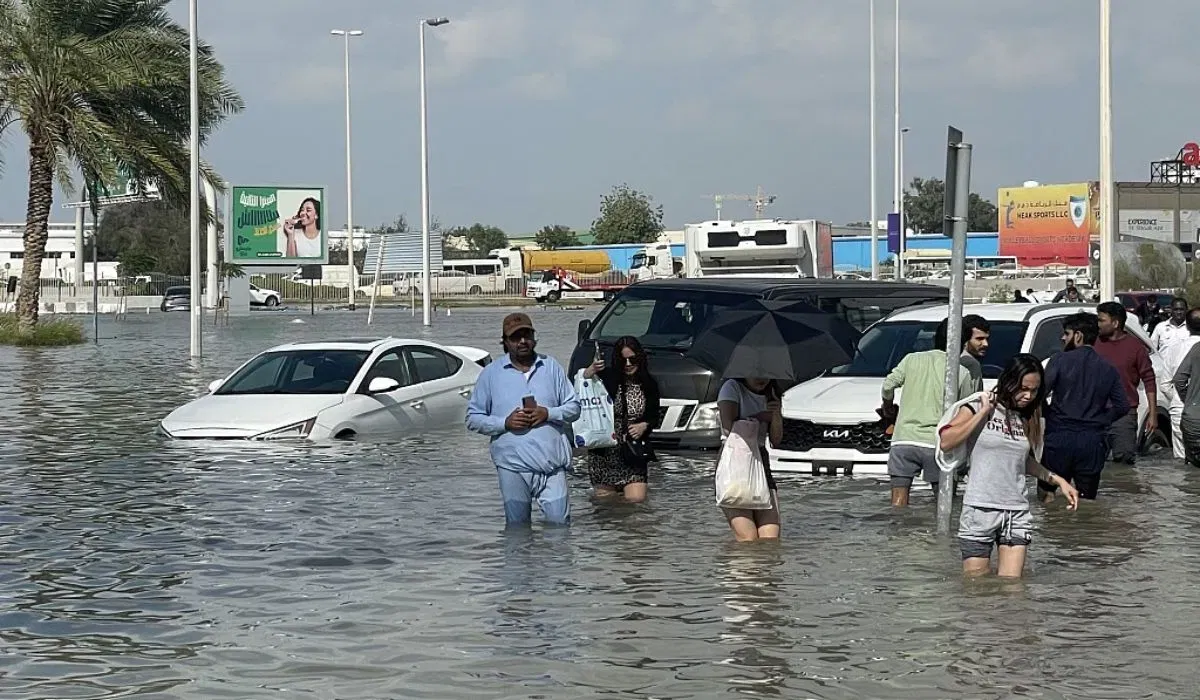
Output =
[{"x1": 0, "y1": 308, "x2": 1197, "y2": 698}]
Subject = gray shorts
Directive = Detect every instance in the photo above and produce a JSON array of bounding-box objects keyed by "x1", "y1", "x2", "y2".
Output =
[
  {"x1": 887, "y1": 444, "x2": 938, "y2": 488},
  {"x1": 958, "y1": 505, "x2": 1032, "y2": 559}
]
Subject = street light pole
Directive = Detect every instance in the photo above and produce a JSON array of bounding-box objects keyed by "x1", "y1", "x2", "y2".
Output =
[
  {"x1": 892, "y1": 0, "x2": 903, "y2": 281},
  {"x1": 1098, "y1": 0, "x2": 1115, "y2": 301},
  {"x1": 331, "y1": 29, "x2": 363, "y2": 310},
  {"x1": 869, "y1": 0, "x2": 879, "y2": 280},
  {"x1": 188, "y1": 0, "x2": 201, "y2": 357},
  {"x1": 419, "y1": 17, "x2": 449, "y2": 327}
]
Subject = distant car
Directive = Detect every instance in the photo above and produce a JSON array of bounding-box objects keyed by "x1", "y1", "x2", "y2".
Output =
[
  {"x1": 158, "y1": 338, "x2": 491, "y2": 440},
  {"x1": 249, "y1": 283, "x2": 281, "y2": 307},
  {"x1": 160, "y1": 286, "x2": 190, "y2": 312}
]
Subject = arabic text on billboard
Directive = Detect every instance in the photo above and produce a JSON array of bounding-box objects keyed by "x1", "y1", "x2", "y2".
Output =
[
  {"x1": 997, "y1": 182, "x2": 1097, "y2": 266},
  {"x1": 229, "y1": 185, "x2": 327, "y2": 265}
]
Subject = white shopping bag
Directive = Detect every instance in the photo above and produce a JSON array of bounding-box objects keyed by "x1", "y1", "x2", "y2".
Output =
[
  {"x1": 572, "y1": 370, "x2": 618, "y2": 449},
  {"x1": 714, "y1": 419, "x2": 772, "y2": 510}
]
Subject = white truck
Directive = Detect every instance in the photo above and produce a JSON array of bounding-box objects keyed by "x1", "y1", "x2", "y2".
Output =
[{"x1": 682, "y1": 218, "x2": 833, "y2": 279}]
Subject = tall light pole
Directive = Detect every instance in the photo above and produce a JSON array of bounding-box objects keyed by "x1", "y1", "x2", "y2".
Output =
[
  {"x1": 419, "y1": 17, "x2": 449, "y2": 327},
  {"x1": 868, "y1": 0, "x2": 879, "y2": 280},
  {"x1": 331, "y1": 29, "x2": 363, "y2": 310},
  {"x1": 188, "y1": 0, "x2": 201, "y2": 357},
  {"x1": 1098, "y1": 0, "x2": 1115, "y2": 301},
  {"x1": 892, "y1": 0, "x2": 903, "y2": 281}
]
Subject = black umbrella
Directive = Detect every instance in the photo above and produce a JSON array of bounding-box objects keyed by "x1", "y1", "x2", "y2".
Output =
[{"x1": 687, "y1": 299, "x2": 860, "y2": 382}]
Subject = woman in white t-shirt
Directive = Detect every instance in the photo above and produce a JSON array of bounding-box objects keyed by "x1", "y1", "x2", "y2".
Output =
[
  {"x1": 717, "y1": 377, "x2": 783, "y2": 541},
  {"x1": 281, "y1": 198, "x2": 322, "y2": 258}
]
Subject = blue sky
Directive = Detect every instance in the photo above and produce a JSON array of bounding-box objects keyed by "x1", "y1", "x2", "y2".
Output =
[{"x1": 1, "y1": 0, "x2": 1197, "y2": 233}]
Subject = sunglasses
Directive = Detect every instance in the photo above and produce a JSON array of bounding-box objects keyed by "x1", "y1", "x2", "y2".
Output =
[{"x1": 620, "y1": 356, "x2": 639, "y2": 365}]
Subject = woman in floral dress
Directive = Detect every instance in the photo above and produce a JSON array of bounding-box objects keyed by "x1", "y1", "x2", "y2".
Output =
[{"x1": 583, "y1": 335, "x2": 661, "y2": 502}]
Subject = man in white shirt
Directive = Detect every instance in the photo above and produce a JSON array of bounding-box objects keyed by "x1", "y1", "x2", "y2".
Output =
[{"x1": 1156, "y1": 299, "x2": 1198, "y2": 459}]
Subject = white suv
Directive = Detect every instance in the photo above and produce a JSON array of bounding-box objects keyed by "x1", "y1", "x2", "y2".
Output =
[{"x1": 771, "y1": 303, "x2": 1168, "y2": 478}]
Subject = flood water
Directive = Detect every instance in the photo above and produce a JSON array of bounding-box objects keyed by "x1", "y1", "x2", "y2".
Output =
[{"x1": 0, "y1": 306, "x2": 1196, "y2": 698}]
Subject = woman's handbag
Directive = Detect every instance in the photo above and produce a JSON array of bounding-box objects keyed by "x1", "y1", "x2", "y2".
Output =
[{"x1": 617, "y1": 383, "x2": 655, "y2": 466}]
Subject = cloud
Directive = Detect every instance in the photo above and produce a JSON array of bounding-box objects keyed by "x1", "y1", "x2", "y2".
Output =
[
  {"x1": 509, "y1": 72, "x2": 568, "y2": 101},
  {"x1": 430, "y1": 4, "x2": 532, "y2": 78}
]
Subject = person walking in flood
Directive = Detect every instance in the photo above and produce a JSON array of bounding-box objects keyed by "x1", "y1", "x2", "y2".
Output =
[
  {"x1": 940, "y1": 354, "x2": 1078, "y2": 578},
  {"x1": 1171, "y1": 309, "x2": 1200, "y2": 468},
  {"x1": 959, "y1": 314, "x2": 990, "y2": 393},
  {"x1": 581, "y1": 335, "x2": 660, "y2": 502},
  {"x1": 466, "y1": 313, "x2": 581, "y2": 526},
  {"x1": 1094, "y1": 302, "x2": 1157, "y2": 465},
  {"x1": 879, "y1": 319, "x2": 976, "y2": 507},
  {"x1": 1153, "y1": 298, "x2": 1195, "y2": 460},
  {"x1": 1034, "y1": 312, "x2": 1129, "y2": 504},
  {"x1": 718, "y1": 377, "x2": 783, "y2": 541}
]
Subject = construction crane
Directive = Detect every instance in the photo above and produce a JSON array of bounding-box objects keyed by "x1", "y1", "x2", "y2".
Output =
[{"x1": 708, "y1": 185, "x2": 776, "y2": 220}]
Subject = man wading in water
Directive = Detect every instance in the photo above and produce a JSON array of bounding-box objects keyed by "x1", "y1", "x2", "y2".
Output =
[
  {"x1": 879, "y1": 319, "x2": 976, "y2": 507},
  {"x1": 466, "y1": 313, "x2": 581, "y2": 526}
]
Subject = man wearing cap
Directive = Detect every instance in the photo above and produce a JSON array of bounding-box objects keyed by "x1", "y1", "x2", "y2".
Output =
[{"x1": 466, "y1": 312, "x2": 581, "y2": 526}]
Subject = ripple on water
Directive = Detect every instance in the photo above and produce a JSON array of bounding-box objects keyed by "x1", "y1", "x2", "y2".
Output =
[{"x1": 0, "y1": 308, "x2": 1198, "y2": 698}]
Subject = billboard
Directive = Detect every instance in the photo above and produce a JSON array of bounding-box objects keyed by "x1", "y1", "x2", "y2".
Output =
[
  {"x1": 362, "y1": 229, "x2": 443, "y2": 274},
  {"x1": 1118, "y1": 209, "x2": 1200, "y2": 243},
  {"x1": 230, "y1": 186, "x2": 327, "y2": 265},
  {"x1": 997, "y1": 182, "x2": 1098, "y2": 265}
]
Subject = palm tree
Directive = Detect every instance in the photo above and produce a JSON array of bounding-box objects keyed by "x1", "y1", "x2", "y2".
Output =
[{"x1": 0, "y1": 0, "x2": 243, "y2": 334}]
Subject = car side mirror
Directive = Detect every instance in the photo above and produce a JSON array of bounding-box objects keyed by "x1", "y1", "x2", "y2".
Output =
[
  {"x1": 207, "y1": 379, "x2": 222, "y2": 393},
  {"x1": 367, "y1": 376, "x2": 401, "y2": 394},
  {"x1": 577, "y1": 319, "x2": 591, "y2": 342}
]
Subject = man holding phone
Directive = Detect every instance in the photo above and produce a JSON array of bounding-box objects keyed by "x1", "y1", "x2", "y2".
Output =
[{"x1": 467, "y1": 313, "x2": 581, "y2": 526}]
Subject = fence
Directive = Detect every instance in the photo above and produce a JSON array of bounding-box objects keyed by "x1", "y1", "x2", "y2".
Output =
[{"x1": 248, "y1": 271, "x2": 533, "y2": 305}]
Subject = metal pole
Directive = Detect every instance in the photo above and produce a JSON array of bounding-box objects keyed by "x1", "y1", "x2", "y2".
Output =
[
  {"x1": 74, "y1": 207, "x2": 85, "y2": 285},
  {"x1": 91, "y1": 194, "x2": 99, "y2": 344},
  {"x1": 204, "y1": 178, "x2": 218, "y2": 309},
  {"x1": 367, "y1": 231, "x2": 386, "y2": 325},
  {"x1": 343, "y1": 31, "x2": 357, "y2": 311},
  {"x1": 937, "y1": 143, "x2": 973, "y2": 534},
  {"x1": 892, "y1": 0, "x2": 902, "y2": 281},
  {"x1": 187, "y1": 0, "x2": 201, "y2": 357},
  {"x1": 869, "y1": 0, "x2": 879, "y2": 280},
  {"x1": 419, "y1": 21, "x2": 432, "y2": 327},
  {"x1": 1098, "y1": 0, "x2": 1115, "y2": 301}
]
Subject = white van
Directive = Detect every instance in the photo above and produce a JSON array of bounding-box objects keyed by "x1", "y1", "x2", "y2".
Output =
[{"x1": 771, "y1": 303, "x2": 1168, "y2": 478}]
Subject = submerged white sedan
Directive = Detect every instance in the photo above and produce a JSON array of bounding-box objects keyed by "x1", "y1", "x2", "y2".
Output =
[{"x1": 159, "y1": 338, "x2": 491, "y2": 440}]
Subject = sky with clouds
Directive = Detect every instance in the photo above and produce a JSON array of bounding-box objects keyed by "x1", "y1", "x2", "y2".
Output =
[{"x1": 0, "y1": 0, "x2": 1197, "y2": 234}]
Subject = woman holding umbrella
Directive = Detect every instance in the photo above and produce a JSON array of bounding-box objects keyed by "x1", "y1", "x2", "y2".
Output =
[{"x1": 718, "y1": 377, "x2": 783, "y2": 541}]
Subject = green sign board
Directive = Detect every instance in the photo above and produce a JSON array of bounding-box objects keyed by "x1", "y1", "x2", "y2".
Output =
[{"x1": 229, "y1": 185, "x2": 327, "y2": 265}]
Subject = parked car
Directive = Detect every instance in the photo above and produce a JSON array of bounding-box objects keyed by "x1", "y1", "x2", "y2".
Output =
[
  {"x1": 160, "y1": 286, "x2": 190, "y2": 312},
  {"x1": 249, "y1": 283, "x2": 281, "y2": 307},
  {"x1": 158, "y1": 338, "x2": 491, "y2": 440},
  {"x1": 771, "y1": 303, "x2": 1168, "y2": 478}
]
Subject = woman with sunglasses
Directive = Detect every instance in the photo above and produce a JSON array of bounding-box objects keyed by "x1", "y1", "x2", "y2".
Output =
[{"x1": 582, "y1": 336, "x2": 660, "y2": 502}]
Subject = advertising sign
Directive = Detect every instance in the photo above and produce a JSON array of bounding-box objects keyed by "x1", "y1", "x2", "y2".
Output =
[
  {"x1": 230, "y1": 186, "x2": 327, "y2": 265},
  {"x1": 997, "y1": 182, "x2": 1098, "y2": 265},
  {"x1": 886, "y1": 213, "x2": 900, "y2": 254},
  {"x1": 1118, "y1": 209, "x2": 1200, "y2": 243}
]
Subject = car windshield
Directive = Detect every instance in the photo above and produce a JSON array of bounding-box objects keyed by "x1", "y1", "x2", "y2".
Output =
[
  {"x1": 586, "y1": 287, "x2": 753, "y2": 349},
  {"x1": 215, "y1": 349, "x2": 370, "y2": 395},
  {"x1": 165, "y1": 286, "x2": 189, "y2": 297},
  {"x1": 829, "y1": 320, "x2": 1028, "y2": 379}
]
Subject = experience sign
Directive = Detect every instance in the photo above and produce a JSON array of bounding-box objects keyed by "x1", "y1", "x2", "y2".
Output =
[{"x1": 229, "y1": 185, "x2": 327, "y2": 265}]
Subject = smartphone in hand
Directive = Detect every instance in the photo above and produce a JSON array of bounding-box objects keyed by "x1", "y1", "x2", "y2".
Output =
[{"x1": 522, "y1": 395, "x2": 537, "y2": 411}]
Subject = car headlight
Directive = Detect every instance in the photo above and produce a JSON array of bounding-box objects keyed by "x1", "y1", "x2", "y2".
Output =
[
  {"x1": 253, "y1": 417, "x2": 316, "y2": 440},
  {"x1": 686, "y1": 402, "x2": 721, "y2": 431}
]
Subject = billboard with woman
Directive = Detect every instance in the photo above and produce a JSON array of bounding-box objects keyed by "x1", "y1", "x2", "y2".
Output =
[{"x1": 229, "y1": 185, "x2": 327, "y2": 265}]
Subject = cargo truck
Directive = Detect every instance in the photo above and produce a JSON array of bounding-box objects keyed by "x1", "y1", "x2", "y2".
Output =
[{"x1": 682, "y1": 218, "x2": 834, "y2": 279}]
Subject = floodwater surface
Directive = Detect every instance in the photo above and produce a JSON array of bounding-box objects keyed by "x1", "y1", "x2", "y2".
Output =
[{"x1": 0, "y1": 307, "x2": 1195, "y2": 698}]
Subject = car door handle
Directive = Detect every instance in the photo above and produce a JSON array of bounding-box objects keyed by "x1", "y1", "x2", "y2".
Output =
[
  {"x1": 458, "y1": 388, "x2": 472, "y2": 397},
  {"x1": 409, "y1": 400, "x2": 425, "y2": 409}
]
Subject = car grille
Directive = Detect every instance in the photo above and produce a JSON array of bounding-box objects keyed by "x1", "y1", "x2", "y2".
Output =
[
  {"x1": 656, "y1": 404, "x2": 696, "y2": 430},
  {"x1": 779, "y1": 418, "x2": 891, "y2": 454}
]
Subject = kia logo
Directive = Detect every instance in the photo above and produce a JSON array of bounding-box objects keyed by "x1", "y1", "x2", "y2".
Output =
[{"x1": 822, "y1": 429, "x2": 850, "y2": 439}]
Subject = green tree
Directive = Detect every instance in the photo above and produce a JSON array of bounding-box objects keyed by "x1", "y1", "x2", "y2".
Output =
[
  {"x1": 591, "y1": 184, "x2": 664, "y2": 244},
  {"x1": 445, "y1": 223, "x2": 508, "y2": 257},
  {"x1": 94, "y1": 200, "x2": 191, "y2": 274},
  {"x1": 902, "y1": 177, "x2": 999, "y2": 233},
  {"x1": 535, "y1": 224, "x2": 579, "y2": 250},
  {"x1": 0, "y1": 0, "x2": 243, "y2": 335}
]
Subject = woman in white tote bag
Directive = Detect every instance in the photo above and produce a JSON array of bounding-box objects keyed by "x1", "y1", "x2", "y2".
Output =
[{"x1": 718, "y1": 377, "x2": 783, "y2": 541}]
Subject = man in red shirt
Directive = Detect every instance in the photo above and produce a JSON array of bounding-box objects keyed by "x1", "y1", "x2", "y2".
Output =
[{"x1": 1094, "y1": 301, "x2": 1158, "y2": 465}]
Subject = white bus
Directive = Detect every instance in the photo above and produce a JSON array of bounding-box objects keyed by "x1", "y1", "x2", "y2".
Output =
[{"x1": 387, "y1": 259, "x2": 507, "y2": 296}]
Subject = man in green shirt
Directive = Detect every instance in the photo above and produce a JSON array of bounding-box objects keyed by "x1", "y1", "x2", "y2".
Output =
[{"x1": 879, "y1": 319, "x2": 977, "y2": 507}]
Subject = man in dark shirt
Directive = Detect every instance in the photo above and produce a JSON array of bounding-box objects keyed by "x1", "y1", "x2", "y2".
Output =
[
  {"x1": 1037, "y1": 312, "x2": 1130, "y2": 502},
  {"x1": 1094, "y1": 301, "x2": 1157, "y2": 465}
]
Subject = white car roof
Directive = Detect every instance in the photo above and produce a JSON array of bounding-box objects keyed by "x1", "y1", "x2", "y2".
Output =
[
  {"x1": 883, "y1": 302, "x2": 1098, "y2": 323},
  {"x1": 263, "y1": 337, "x2": 446, "y2": 353}
]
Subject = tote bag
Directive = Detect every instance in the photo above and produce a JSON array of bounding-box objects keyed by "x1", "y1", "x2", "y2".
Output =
[
  {"x1": 572, "y1": 370, "x2": 618, "y2": 449},
  {"x1": 714, "y1": 419, "x2": 772, "y2": 510}
]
